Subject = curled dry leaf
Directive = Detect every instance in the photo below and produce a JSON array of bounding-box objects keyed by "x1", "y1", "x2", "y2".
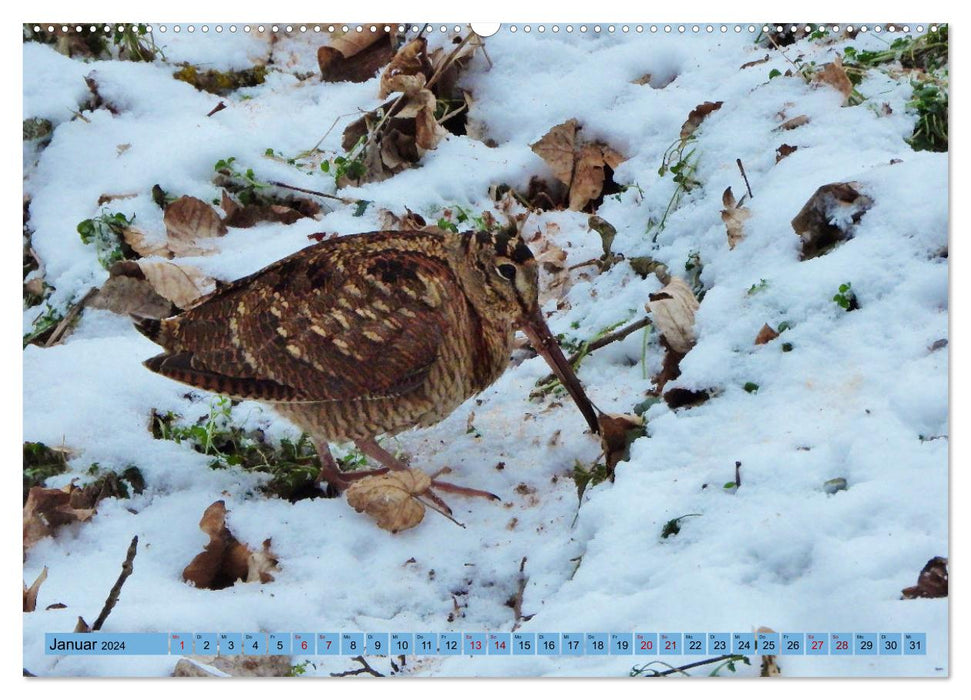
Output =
[
  {"x1": 680, "y1": 101, "x2": 724, "y2": 142},
  {"x1": 721, "y1": 186, "x2": 751, "y2": 250},
  {"x1": 122, "y1": 226, "x2": 172, "y2": 258},
  {"x1": 775, "y1": 144, "x2": 798, "y2": 163},
  {"x1": 598, "y1": 413, "x2": 646, "y2": 472},
  {"x1": 791, "y1": 181, "x2": 873, "y2": 260},
  {"x1": 182, "y1": 501, "x2": 279, "y2": 590},
  {"x1": 647, "y1": 277, "x2": 700, "y2": 355},
  {"x1": 570, "y1": 144, "x2": 608, "y2": 211},
  {"x1": 901, "y1": 556, "x2": 948, "y2": 599},
  {"x1": 379, "y1": 37, "x2": 432, "y2": 98},
  {"x1": 220, "y1": 190, "x2": 313, "y2": 229},
  {"x1": 754, "y1": 323, "x2": 780, "y2": 345},
  {"x1": 163, "y1": 196, "x2": 227, "y2": 257},
  {"x1": 813, "y1": 56, "x2": 853, "y2": 105},
  {"x1": 24, "y1": 566, "x2": 49, "y2": 612},
  {"x1": 345, "y1": 469, "x2": 432, "y2": 533},
  {"x1": 136, "y1": 260, "x2": 217, "y2": 310},
  {"x1": 775, "y1": 115, "x2": 810, "y2": 131},
  {"x1": 24, "y1": 485, "x2": 95, "y2": 555}
]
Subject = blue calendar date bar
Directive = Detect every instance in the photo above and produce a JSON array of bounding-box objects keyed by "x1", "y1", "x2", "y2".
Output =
[{"x1": 46, "y1": 633, "x2": 169, "y2": 655}]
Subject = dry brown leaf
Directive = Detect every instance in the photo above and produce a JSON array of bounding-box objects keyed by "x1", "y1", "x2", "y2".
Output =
[
  {"x1": 378, "y1": 208, "x2": 427, "y2": 231},
  {"x1": 680, "y1": 101, "x2": 724, "y2": 142},
  {"x1": 90, "y1": 261, "x2": 175, "y2": 318},
  {"x1": 329, "y1": 27, "x2": 387, "y2": 58},
  {"x1": 531, "y1": 119, "x2": 578, "y2": 187},
  {"x1": 775, "y1": 144, "x2": 798, "y2": 163},
  {"x1": 379, "y1": 37, "x2": 432, "y2": 98},
  {"x1": 182, "y1": 501, "x2": 278, "y2": 589},
  {"x1": 776, "y1": 115, "x2": 810, "y2": 131},
  {"x1": 122, "y1": 226, "x2": 172, "y2": 258},
  {"x1": 569, "y1": 144, "x2": 608, "y2": 211},
  {"x1": 220, "y1": 190, "x2": 310, "y2": 228},
  {"x1": 647, "y1": 277, "x2": 700, "y2": 354},
  {"x1": 411, "y1": 89, "x2": 448, "y2": 151},
  {"x1": 163, "y1": 196, "x2": 227, "y2": 256},
  {"x1": 721, "y1": 186, "x2": 751, "y2": 250},
  {"x1": 534, "y1": 231, "x2": 571, "y2": 303},
  {"x1": 24, "y1": 485, "x2": 95, "y2": 555},
  {"x1": 345, "y1": 469, "x2": 432, "y2": 533},
  {"x1": 901, "y1": 556, "x2": 948, "y2": 599},
  {"x1": 791, "y1": 181, "x2": 873, "y2": 260},
  {"x1": 24, "y1": 566, "x2": 48, "y2": 612},
  {"x1": 814, "y1": 56, "x2": 853, "y2": 105},
  {"x1": 318, "y1": 28, "x2": 394, "y2": 84},
  {"x1": 754, "y1": 323, "x2": 781, "y2": 345},
  {"x1": 136, "y1": 260, "x2": 216, "y2": 310},
  {"x1": 598, "y1": 413, "x2": 646, "y2": 471}
]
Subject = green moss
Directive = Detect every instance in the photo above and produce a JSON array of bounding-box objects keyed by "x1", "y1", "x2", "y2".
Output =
[{"x1": 174, "y1": 63, "x2": 268, "y2": 96}]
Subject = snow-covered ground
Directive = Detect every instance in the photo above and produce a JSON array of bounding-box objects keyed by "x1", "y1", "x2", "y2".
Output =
[{"x1": 22, "y1": 24, "x2": 948, "y2": 677}]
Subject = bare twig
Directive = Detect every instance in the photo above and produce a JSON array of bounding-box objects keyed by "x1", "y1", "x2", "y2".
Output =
[
  {"x1": 91, "y1": 536, "x2": 138, "y2": 631},
  {"x1": 535, "y1": 316, "x2": 652, "y2": 386},
  {"x1": 44, "y1": 287, "x2": 98, "y2": 347},
  {"x1": 206, "y1": 101, "x2": 227, "y2": 117},
  {"x1": 330, "y1": 655, "x2": 385, "y2": 677},
  {"x1": 510, "y1": 557, "x2": 532, "y2": 631},
  {"x1": 736, "y1": 159, "x2": 754, "y2": 199},
  {"x1": 734, "y1": 460, "x2": 742, "y2": 487},
  {"x1": 267, "y1": 180, "x2": 363, "y2": 206},
  {"x1": 632, "y1": 654, "x2": 746, "y2": 677}
]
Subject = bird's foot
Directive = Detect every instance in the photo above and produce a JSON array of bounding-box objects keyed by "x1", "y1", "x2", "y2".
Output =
[{"x1": 354, "y1": 439, "x2": 500, "y2": 518}]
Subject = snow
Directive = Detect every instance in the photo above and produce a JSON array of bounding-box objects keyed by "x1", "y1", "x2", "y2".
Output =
[{"x1": 21, "y1": 23, "x2": 948, "y2": 679}]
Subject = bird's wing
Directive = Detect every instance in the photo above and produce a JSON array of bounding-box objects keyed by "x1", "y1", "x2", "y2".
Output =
[{"x1": 143, "y1": 235, "x2": 463, "y2": 403}]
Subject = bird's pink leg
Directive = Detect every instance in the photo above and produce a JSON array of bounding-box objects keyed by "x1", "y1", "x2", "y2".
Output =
[{"x1": 313, "y1": 440, "x2": 389, "y2": 493}]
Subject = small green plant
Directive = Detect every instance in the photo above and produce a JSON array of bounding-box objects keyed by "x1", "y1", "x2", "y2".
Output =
[
  {"x1": 708, "y1": 655, "x2": 751, "y2": 676},
  {"x1": 112, "y1": 24, "x2": 162, "y2": 62},
  {"x1": 152, "y1": 399, "x2": 330, "y2": 500},
  {"x1": 832, "y1": 282, "x2": 858, "y2": 311},
  {"x1": 907, "y1": 78, "x2": 948, "y2": 152},
  {"x1": 768, "y1": 68, "x2": 782, "y2": 79},
  {"x1": 572, "y1": 460, "x2": 611, "y2": 501},
  {"x1": 661, "y1": 513, "x2": 701, "y2": 539},
  {"x1": 747, "y1": 279, "x2": 769, "y2": 295},
  {"x1": 648, "y1": 142, "x2": 701, "y2": 238},
  {"x1": 433, "y1": 205, "x2": 497, "y2": 233},
  {"x1": 743, "y1": 382, "x2": 759, "y2": 394},
  {"x1": 287, "y1": 660, "x2": 313, "y2": 677},
  {"x1": 23, "y1": 442, "x2": 70, "y2": 502},
  {"x1": 320, "y1": 135, "x2": 368, "y2": 186},
  {"x1": 23, "y1": 302, "x2": 64, "y2": 348},
  {"x1": 77, "y1": 211, "x2": 134, "y2": 269}
]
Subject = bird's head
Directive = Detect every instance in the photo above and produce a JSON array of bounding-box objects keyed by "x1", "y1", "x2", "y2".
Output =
[{"x1": 456, "y1": 228, "x2": 601, "y2": 435}]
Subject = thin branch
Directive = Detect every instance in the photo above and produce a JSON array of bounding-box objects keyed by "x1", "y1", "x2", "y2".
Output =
[
  {"x1": 91, "y1": 536, "x2": 138, "y2": 631},
  {"x1": 44, "y1": 287, "x2": 98, "y2": 347},
  {"x1": 330, "y1": 655, "x2": 385, "y2": 677},
  {"x1": 633, "y1": 654, "x2": 746, "y2": 677},
  {"x1": 266, "y1": 180, "x2": 362, "y2": 206},
  {"x1": 510, "y1": 556, "x2": 532, "y2": 631},
  {"x1": 535, "y1": 316, "x2": 653, "y2": 386},
  {"x1": 736, "y1": 159, "x2": 754, "y2": 199}
]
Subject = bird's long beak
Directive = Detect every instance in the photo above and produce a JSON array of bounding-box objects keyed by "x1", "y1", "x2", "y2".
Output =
[{"x1": 520, "y1": 308, "x2": 601, "y2": 435}]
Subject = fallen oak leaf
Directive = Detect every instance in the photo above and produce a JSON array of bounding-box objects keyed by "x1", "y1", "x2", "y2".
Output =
[
  {"x1": 23, "y1": 485, "x2": 95, "y2": 555},
  {"x1": 721, "y1": 186, "x2": 751, "y2": 250},
  {"x1": 182, "y1": 501, "x2": 278, "y2": 589},
  {"x1": 89, "y1": 261, "x2": 175, "y2": 318},
  {"x1": 813, "y1": 55, "x2": 853, "y2": 105},
  {"x1": 569, "y1": 143, "x2": 608, "y2": 211},
  {"x1": 24, "y1": 567, "x2": 48, "y2": 612},
  {"x1": 646, "y1": 277, "x2": 700, "y2": 355},
  {"x1": 680, "y1": 101, "x2": 724, "y2": 142},
  {"x1": 345, "y1": 469, "x2": 432, "y2": 533}
]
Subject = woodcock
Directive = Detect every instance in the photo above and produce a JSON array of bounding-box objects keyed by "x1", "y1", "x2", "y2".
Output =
[{"x1": 138, "y1": 228, "x2": 600, "y2": 515}]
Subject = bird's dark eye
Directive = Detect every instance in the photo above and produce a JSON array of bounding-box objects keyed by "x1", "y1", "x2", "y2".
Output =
[{"x1": 496, "y1": 264, "x2": 517, "y2": 281}]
